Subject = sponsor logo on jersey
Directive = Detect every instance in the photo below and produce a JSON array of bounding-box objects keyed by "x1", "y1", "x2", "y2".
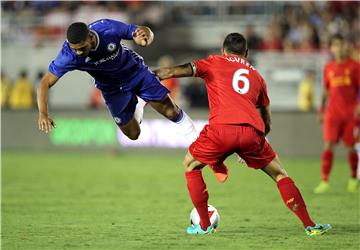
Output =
[
  {"x1": 94, "y1": 47, "x2": 120, "y2": 66},
  {"x1": 286, "y1": 197, "x2": 294, "y2": 205}
]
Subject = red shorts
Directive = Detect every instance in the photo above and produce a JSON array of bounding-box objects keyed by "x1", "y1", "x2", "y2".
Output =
[
  {"x1": 189, "y1": 124, "x2": 276, "y2": 169},
  {"x1": 323, "y1": 115, "x2": 356, "y2": 146}
]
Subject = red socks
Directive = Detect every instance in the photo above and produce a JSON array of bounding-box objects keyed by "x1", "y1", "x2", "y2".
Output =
[
  {"x1": 321, "y1": 150, "x2": 334, "y2": 182},
  {"x1": 348, "y1": 152, "x2": 358, "y2": 178},
  {"x1": 185, "y1": 170, "x2": 210, "y2": 230},
  {"x1": 321, "y1": 150, "x2": 357, "y2": 180},
  {"x1": 186, "y1": 171, "x2": 316, "y2": 229},
  {"x1": 277, "y1": 177, "x2": 315, "y2": 228}
]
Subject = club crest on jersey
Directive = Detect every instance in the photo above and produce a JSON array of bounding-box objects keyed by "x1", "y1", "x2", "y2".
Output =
[
  {"x1": 107, "y1": 43, "x2": 116, "y2": 52},
  {"x1": 114, "y1": 117, "x2": 121, "y2": 124}
]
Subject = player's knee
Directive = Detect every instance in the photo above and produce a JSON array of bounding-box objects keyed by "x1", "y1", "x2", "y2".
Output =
[
  {"x1": 183, "y1": 159, "x2": 190, "y2": 170},
  {"x1": 124, "y1": 130, "x2": 140, "y2": 140},
  {"x1": 129, "y1": 132, "x2": 140, "y2": 140},
  {"x1": 128, "y1": 134, "x2": 140, "y2": 140},
  {"x1": 183, "y1": 159, "x2": 196, "y2": 173},
  {"x1": 324, "y1": 142, "x2": 335, "y2": 151}
]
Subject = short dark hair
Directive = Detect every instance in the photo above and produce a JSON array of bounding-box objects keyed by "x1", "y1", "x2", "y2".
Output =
[
  {"x1": 67, "y1": 22, "x2": 89, "y2": 44},
  {"x1": 223, "y1": 33, "x2": 247, "y2": 55},
  {"x1": 329, "y1": 33, "x2": 344, "y2": 46}
]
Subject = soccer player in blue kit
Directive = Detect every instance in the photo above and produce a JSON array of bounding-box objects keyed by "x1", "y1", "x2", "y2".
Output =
[{"x1": 37, "y1": 19, "x2": 198, "y2": 143}]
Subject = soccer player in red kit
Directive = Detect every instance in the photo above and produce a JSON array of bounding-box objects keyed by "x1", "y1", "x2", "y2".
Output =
[
  {"x1": 155, "y1": 33, "x2": 331, "y2": 236},
  {"x1": 314, "y1": 34, "x2": 360, "y2": 194}
]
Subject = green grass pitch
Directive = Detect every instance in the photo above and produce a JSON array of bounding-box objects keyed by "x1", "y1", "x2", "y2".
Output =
[{"x1": 2, "y1": 151, "x2": 359, "y2": 250}]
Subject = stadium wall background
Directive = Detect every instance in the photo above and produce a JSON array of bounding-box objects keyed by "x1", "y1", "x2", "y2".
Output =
[
  {"x1": 2, "y1": 110, "x2": 347, "y2": 157},
  {"x1": 1, "y1": 46, "x2": 325, "y2": 110}
]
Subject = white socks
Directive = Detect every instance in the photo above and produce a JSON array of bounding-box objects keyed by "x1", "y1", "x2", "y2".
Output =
[
  {"x1": 134, "y1": 97, "x2": 147, "y2": 124},
  {"x1": 174, "y1": 111, "x2": 199, "y2": 145},
  {"x1": 134, "y1": 99, "x2": 198, "y2": 146}
]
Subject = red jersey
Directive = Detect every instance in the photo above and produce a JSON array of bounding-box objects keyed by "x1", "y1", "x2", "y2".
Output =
[
  {"x1": 193, "y1": 55, "x2": 269, "y2": 133},
  {"x1": 323, "y1": 58, "x2": 360, "y2": 118}
]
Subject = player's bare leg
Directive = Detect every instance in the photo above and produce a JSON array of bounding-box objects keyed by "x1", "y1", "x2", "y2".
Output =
[
  {"x1": 314, "y1": 141, "x2": 336, "y2": 194},
  {"x1": 346, "y1": 145, "x2": 359, "y2": 192},
  {"x1": 261, "y1": 155, "x2": 288, "y2": 182},
  {"x1": 119, "y1": 117, "x2": 141, "y2": 140},
  {"x1": 262, "y1": 155, "x2": 331, "y2": 236},
  {"x1": 148, "y1": 95, "x2": 198, "y2": 144},
  {"x1": 183, "y1": 151, "x2": 215, "y2": 234},
  {"x1": 183, "y1": 151, "x2": 206, "y2": 173}
]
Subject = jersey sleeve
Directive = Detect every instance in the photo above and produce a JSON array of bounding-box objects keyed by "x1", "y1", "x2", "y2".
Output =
[
  {"x1": 48, "y1": 43, "x2": 77, "y2": 78},
  {"x1": 192, "y1": 56, "x2": 212, "y2": 79},
  {"x1": 109, "y1": 19, "x2": 137, "y2": 40},
  {"x1": 257, "y1": 75, "x2": 270, "y2": 106}
]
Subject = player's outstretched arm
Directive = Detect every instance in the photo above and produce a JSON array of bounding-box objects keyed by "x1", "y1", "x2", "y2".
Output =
[
  {"x1": 154, "y1": 63, "x2": 193, "y2": 80},
  {"x1": 258, "y1": 105, "x2": 272, "y2": 135},
  {"x1": 133, "y1": 26, "x2": 154, "y2": 47},
  {"x1": 37, "y1": 71, "x2": 59, "y2": 134}
]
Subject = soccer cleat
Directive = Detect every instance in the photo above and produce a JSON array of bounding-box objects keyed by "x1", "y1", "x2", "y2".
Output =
[
  {"x1": 209, "y1": 164, "x2": 228, "y2": 183},
  {"x1": 305, "y1": 223, "x2": 332, "y2": 236},
  {"x1": 347, "y1": 178, "x2": 359, "y2": 192},
  {"x1": 186, "y1": 224, "x2": 215, "y2": 235},
  {"x1": 314, "y1": 181, "x2": 330, "y2": 194}
]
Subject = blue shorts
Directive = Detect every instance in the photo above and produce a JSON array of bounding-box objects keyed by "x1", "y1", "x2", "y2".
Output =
[{"x1": 99, "y1": 70, "x2": 169, "y2": 126}]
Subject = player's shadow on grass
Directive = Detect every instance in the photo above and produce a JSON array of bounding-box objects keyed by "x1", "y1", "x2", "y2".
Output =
[
  {"x1": 221, "y1": 225, "x2": 296, "y2": 238},
  {"x1": 332, "y1": 224, "x2": 360, "y2": 235}
]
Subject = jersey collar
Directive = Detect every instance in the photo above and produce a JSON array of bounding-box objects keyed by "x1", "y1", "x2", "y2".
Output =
[{"x1": 90, "y1": 30, "x2": 100, "y2": 51}]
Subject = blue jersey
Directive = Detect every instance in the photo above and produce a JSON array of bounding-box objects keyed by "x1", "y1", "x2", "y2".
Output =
[
  {"x1": 49, "y1": 19, "x2": 169, "y2": 126},
  {"x1": 48, "y1": 19, "x2": 149, "y2": 92}
]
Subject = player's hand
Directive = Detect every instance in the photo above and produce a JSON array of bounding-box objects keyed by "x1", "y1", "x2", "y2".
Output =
[
  {"x1": 133, "y1": 27, "x2": 153, "y2": 47},
  {"x1": 264, "y1": 123, "x2": 271, "y2": 136},
  {"x1": 317, "y1": 111, "x2": 324, "y2": 124},
  {"x1": 38, "y1": 113, "x2": 56, "y2": 134}
]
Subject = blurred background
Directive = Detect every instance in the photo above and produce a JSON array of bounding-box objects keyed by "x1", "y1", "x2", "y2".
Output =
[
  {"x1": 3, "y1": 3, "x2": 360, "y2": 249},
  {"x1": 2, "y1": 1, "x2": 359, "y2": 156}
]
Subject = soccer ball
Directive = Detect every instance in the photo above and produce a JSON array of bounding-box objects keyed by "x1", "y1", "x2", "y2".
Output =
[{"x1": 189, "y1": 204, "x2": 220, "y2": 229}]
